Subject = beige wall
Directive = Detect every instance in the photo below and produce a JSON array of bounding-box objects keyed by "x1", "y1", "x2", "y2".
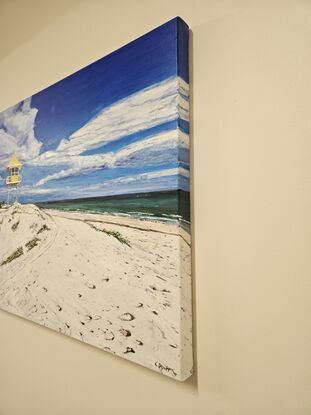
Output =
[{"x1": 0, "y1": 0, "x2": 311, "y2": 414}]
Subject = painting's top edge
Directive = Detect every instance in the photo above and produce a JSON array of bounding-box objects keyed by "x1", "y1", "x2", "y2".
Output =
[{"x1": 0, "y1": 17, "x2": 189, "y2": 115}]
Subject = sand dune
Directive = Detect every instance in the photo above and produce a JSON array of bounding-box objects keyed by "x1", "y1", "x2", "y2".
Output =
[{"x1": 0, "y1": 203, "x2": 192, "y2": 381}]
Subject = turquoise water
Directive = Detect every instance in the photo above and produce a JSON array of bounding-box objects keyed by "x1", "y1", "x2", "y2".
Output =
[{"x1": 37, "y1": 190, "x2": 190, "y2": 225}]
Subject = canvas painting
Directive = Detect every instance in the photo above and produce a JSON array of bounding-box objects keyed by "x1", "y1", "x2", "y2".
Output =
[{"x1": 0, "y1": 17, "x2": 192, "y2": 381}]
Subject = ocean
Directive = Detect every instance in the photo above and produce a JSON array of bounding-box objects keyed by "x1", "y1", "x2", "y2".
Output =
[{"x1": 37, "y1": 190, "x2": 190, "y2": 227}]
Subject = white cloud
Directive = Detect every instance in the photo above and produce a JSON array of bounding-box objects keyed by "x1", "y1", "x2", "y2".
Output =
[
  {"x1": 0, "y1": 76, "x2": 190, "y2": 197},
  {"x1": 30, "y1": 77, "x2": 189, "y2": 169},
  {"x1": 22, "y1": 187, "x2": 58, "y2": 195},
  {"x1": 0, "y1": 98, "x2": 42, "y2": 165},
  {"x1": 79, "y1": 166, "x2": 189, "y2": 196},
  {"x1": 56, "y1": 76, "x2": 189, "y2": 156},
  {"x1": 2, "y1": 166, "x2": 189, "y2": 202},
  {"x1": 100, "y1": 167, "x2": 189, "y2": 187},
  {"x1": 35, "y1": 129, "x2": 189, "y2": 186},
  {"x1": 0, "y1": 184, "x2": 57, "y2": 198}
]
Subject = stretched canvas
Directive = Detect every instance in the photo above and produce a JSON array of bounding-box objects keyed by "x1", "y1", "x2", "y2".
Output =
[{"x1": 0, "y1": 17, "x2": 192, "y2": 380}]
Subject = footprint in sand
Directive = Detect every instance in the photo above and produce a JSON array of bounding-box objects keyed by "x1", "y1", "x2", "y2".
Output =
[
  {"x1": 119, "y1": 312, "x2": 135, "y2": 321},
  {"x1": 119, "y1": 328, "x2": 131, "y2": 337}
]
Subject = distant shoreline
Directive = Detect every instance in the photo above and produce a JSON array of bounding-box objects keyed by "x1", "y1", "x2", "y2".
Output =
[
  {"x1": 41, "y1": 207, "x2": 191, "y2": 242},
  {"x1": 36, "y1": 189, "x2": 185, "y2": 205},
  {"x1": 34, "y1": 189, "x2": 191, "y2": 225}
]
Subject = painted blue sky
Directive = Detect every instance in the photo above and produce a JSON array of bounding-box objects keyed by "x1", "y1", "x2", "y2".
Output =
[{"x1": 0, "y1": 17, "x2": 189, "y2": 203}]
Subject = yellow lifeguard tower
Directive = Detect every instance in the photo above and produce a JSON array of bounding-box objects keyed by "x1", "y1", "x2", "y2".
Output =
[{"x1": 6, "y1": 154, "x2": 22, "y2": 204}]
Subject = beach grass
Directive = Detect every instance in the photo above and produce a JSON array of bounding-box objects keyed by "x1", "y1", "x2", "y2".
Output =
[
  {"x1": 1, "y1": 247, "x2": 24, "y2": 266},
  {"x1": 11, "y1": 220, "x2": 20, "y2": 231},
  {"x1": 37, "y1": 224, "x2": 51, "y2": 234},
  {"x1": 104, "y1": 229, "x2": 131, "y2": 246},
  {"x1": 25, "y1": 237, "x2": 40, "y2": 251},
  {"x1": 87, "y1": 222, "x2": 131, "y2": 247}
]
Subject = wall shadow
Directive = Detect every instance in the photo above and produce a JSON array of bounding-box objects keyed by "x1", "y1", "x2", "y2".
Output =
[{"x1": 183, "y1": 28, "x2": 199, "y2": 393}]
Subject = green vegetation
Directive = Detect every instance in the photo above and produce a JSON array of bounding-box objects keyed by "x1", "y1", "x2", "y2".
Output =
[
  {"x1": 1, "y1": 247, "x2": 24, "y2": 266},
  {"x1": 88, "y1": 222, "x2": 131, "y2": 247},
  {"x1": 37, "y1": 224, "x2": 51, "y2": 235},
  {"x1": 104, "y1": 229, "x2": 131, "y2": 246},
  {"x1": 11, "y1": 220, "x2": 20, "y2": 231},
  {"x1": 25, "y1": 237, "x2": 40, "y2": 251}
]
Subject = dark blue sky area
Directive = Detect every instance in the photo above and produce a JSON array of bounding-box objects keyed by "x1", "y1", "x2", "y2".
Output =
[{"x1": 32, "y1": 17, "x2": 189, "y2": 152}]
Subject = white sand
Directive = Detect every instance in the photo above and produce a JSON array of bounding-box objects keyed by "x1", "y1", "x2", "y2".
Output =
[{"x1": 0, "y1": 203, "x2": 192, "y2": 381}]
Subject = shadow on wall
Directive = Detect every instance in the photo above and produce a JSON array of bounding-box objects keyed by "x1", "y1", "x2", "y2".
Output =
[
  {"x1": 0, "y1": 0, "x2": 84, "y2": 61},
  {"x1": 186, "y1": 28, "x2": 198, "y2": 393}
]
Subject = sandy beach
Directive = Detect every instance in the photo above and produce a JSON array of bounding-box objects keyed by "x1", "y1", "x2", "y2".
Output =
[{"x1": 0, "y1": 203, "x2": 192, "y2": 380}]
